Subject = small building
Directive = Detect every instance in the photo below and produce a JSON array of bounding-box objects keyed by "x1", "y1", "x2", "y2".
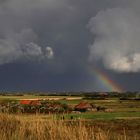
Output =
[
  {"x1": 20, "y1": 100, "x2": 31, "y2": 105},
  {"x1": 19, "y1": 100, "x2": 40, "y2": 106},
  {"x1": 74, "y1": 102, "x2": 93, "y2": 112}
]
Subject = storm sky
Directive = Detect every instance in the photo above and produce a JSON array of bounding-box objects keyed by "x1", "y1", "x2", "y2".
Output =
[{"x1": 0, "y1": 0, "x2": 140, "y2": 92}]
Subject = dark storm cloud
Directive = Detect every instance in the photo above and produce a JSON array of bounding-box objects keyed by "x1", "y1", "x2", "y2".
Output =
[
  {"x1": 0, "y1": 0, "x2": 140, "y2": 91},
  {"x1": 0, "y1": 0, "x2": 128, "y2": 64}
]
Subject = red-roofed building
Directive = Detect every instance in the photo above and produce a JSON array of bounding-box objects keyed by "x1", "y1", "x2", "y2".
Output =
[
  {"x1": 20, "y1": 100, "x2": 40, "y2": 106},
  {"x1": 74, "y1": 102, "x2": 93, "y2": 112},
  {"x1": 20, "y1": 100, "x2": 31, "y2": 105}
]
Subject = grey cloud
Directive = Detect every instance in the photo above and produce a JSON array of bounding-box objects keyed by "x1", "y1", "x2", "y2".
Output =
[
  {"x1": 0, "y1": 0, "x2": 127, "y2": 66},
  {"x1": 0, "y1": 0, "x2": 86, "y2": 71},
  {"x1": 0, "y1": 0, "x2": 140, "y2": 91},
  {"x1": 88, "y1": 7, "x2": 140, "y2": 72},
  {"x1": 0, "y1": 0, "x2": 63, "y2": 65},
  {"x1": 0, "y1": 28, "x2": 54, "y2": 64}
]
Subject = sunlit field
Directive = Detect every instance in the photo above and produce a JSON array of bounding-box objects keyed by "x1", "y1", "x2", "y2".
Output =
[
  {"x1": 1, "y1": 113, "x2": 140, "y2": 140},
  {"x1": 0, "y1": 94, "x2": 140, "y2": 140}
]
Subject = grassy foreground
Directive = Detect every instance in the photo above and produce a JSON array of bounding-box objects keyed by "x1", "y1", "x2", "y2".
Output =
[
  {"x1": 0, "y1": 95, "x2": 140, "y2": 139},
  {"x1": 0, "y1": 113, "x2": 139, "y2": 140}
]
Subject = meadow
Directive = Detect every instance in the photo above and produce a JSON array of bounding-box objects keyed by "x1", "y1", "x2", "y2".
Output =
[
  {"x1": 1, "y1": 113, "x2": 140, "y2": 140},
  {"x1": 0, "y1": 94, "x2": 140, "y2": 140}
]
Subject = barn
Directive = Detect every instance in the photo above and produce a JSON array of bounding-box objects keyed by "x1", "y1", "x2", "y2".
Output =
[{"x1": 74, "y1": 102, "x2": 93, "y2": 112}]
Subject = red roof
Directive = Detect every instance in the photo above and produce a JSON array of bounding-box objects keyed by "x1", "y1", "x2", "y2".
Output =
[
  {"x1": 75, "y1": 102, "x2": 92, "y2": 109},
  {"x1": 20, "y1": 100, "x2": 40, "y2": 105},
  {"x1": 20, "y1": 100, "x2": 31, "y2": 105}
]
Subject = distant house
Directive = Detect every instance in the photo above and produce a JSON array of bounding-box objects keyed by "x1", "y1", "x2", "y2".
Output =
[
  {"x1": 74, "y1": 102, "x2": 94, "y2": 112},
  {"x1": 20, "y1": 100, "x2": 31, "y2": 105},
  {"x1": 19, "y1": 100, "x2": 40, "y2": 106}
]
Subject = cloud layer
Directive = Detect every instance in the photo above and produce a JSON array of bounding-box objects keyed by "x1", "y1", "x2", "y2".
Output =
[
  {"x1": 88, "y1": 7, "x2": 140, "y2": 72},
  {"x1": 0, "y1": 28, "x2": 54, "y2": 64},
  {"x1": 0, "y1": 0, "x2": 71, "y2": 65},
  {"x1": 1, "y1": 0, "x2": 140, "y2": 91}
]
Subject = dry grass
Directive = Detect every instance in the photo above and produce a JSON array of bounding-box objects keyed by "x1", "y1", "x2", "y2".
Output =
[{"x1": 0, "y1": 113, "x2": 138, "y2": 140}]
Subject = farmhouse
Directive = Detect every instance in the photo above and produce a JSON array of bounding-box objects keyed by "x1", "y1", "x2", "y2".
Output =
[
  {"x1": 74, "y1": 102, "x2": 94, "y2": 112},
  {"x1": 20, "y1": 100, "x2": 31, "y2": 105},
  {"x1": 19, "y1": 100, "x2": 40, "y2": 106}
]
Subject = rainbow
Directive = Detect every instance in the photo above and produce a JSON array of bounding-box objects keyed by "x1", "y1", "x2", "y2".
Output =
[{"x1": 91, "y1": 68, "x2": 123, "y2": 92}]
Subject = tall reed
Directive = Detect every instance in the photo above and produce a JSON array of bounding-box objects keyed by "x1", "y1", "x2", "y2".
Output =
[{"x1": 0, "y1": 113, "x2": 138, "y2": 140}]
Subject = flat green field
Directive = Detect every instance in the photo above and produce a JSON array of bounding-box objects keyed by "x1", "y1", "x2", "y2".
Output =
[
  {"x1": 0, "y1": 95, "x2": 140, "y2": 139},
  {"x1": 0, "y1": 95, "x2": 140, "y2": 120},
  {"x1": 62, "y1": 111, "x2": 140, "y2": 120}
]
